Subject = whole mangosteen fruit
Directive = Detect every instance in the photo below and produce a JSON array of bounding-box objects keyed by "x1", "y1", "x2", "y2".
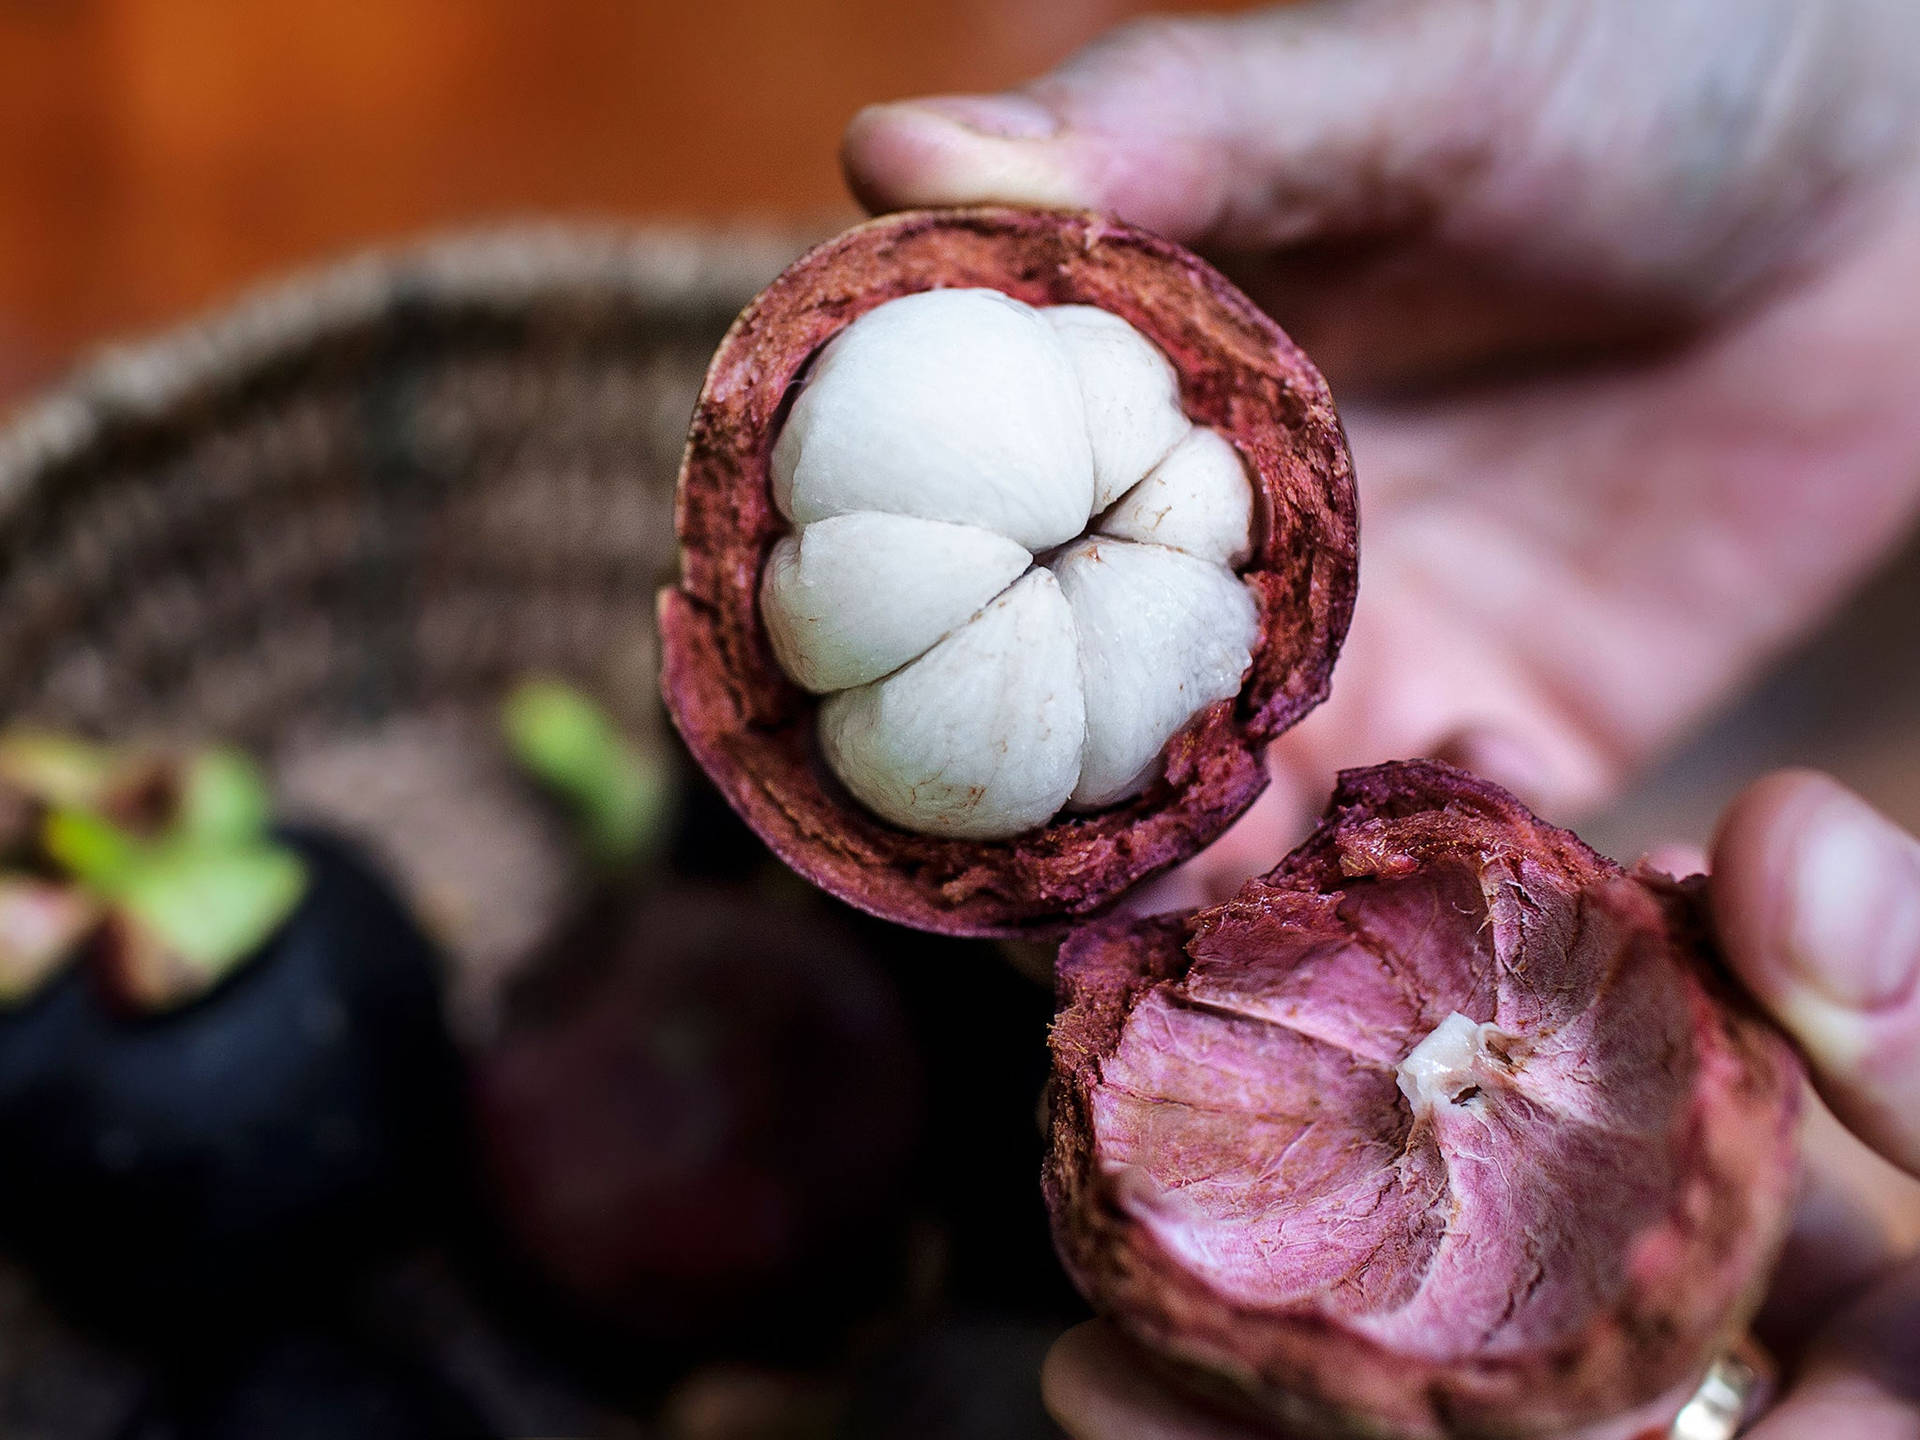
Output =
[
  {"x1": 472, "y1": 883, "x2": 925, "y2": 1365},
  {"x1": 0, "y1": 823, "x2": 461, "y2": 1336}
]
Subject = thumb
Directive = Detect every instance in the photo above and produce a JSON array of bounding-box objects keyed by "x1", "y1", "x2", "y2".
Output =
[
  {"x1": 843, "y1": 1, "x2": 1912, "y2": 386},
  {"x1": 1710, "y1": 771, "x2": 1920, "y2": 1176},
  {"x1": 840, "y1": 2, "x2": 1703, "y2": 386},
  {"x1": 841, "y1": 4, "x2": 1493, "y2": 248}
]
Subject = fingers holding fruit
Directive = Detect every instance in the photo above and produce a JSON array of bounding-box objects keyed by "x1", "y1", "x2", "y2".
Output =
[{"x1": 1711, "y1": 771, "x2": 1920, "y2": 1177}]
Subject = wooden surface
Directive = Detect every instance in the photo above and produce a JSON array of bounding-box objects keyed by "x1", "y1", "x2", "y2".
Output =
[{"x1": 0, "y1": 0, "x2": 1239, "y2": 375}]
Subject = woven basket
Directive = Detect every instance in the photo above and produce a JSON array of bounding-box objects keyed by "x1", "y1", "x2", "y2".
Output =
[{"x1": 0, "y1": 226, "x2": 806, "y2": 1032}]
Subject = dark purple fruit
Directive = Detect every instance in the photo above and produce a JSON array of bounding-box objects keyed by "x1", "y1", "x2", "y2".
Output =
[
  {"x1": 473, "y1": 885, "x2": 923, "y2": 1362},
  {"x1": 0, "y1": 829, "x2": 461, "y2": 1339},
  {"x1": 122, "y1": 1332, "x2": 491, "y2": 1440}
]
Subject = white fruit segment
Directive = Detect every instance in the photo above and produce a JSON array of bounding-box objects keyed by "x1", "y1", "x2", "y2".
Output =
[
  {"x1": 1048, "y1": 539, "x2": 1258, "y2": 808},
  {"x1": 1044, "y1": 305, "x2": 1193, "y2": 511},
  {"x1": 818, "y1": 571, "x2": 1086, "y2": 841},
  {"x1": 760, "y1": 513, "x2": 1034, "y2": 693},
  {"x1": 1396, "y1": 1012, "x2": 1508, "y2": 1117},
  {"x1": 1100, "y1": 426, "x2": 1255, "y2": 567},
  {"x1": 771, "y1": 289, "x2": 1094, "y2": 550},
  {"x1": 767, "y1": 289, "x2": 1264, "y2": 838}
]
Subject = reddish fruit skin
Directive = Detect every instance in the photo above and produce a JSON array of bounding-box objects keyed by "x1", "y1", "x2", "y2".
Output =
[
  {"x1": 660, "y1": 207, "x2": 1357, "y2": 937},
  {"x1": 1046, "y1": 761, "x2": 1804, "y2": 1440},
  {"x1": 474, "y1": 887, "x2": 923, "y2": 1353}
]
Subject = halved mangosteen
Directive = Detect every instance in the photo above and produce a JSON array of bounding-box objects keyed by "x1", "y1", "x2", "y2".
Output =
[
  {"x1": 661, "y1": 206, "x2": 1357, "y2": 937},
  {"x1": 1046, "y1": 761, "x2": 1803, "y2": 1440}
]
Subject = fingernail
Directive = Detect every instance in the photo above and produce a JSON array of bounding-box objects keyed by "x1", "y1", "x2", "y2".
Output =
[
  {"x1": 904, "y1": 94, "x2": 1062, "y2": 141},
  {"x1": 1784, "y1": 793, "x2": 1920, "y2": 1011},
  {"x1": 1643, "y1": 842, "x2": 1709, "y2": 880},
  {"x1": 1427, "y1": 728, "x2": 1562, "y2": 813}
]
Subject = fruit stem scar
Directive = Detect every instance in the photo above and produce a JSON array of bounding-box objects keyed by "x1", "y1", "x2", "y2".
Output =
[{"x1": 1396, "y1": 1011, "x2": 1511, "y2": 1116}]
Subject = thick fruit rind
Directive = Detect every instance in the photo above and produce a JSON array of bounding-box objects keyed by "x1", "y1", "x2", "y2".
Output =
[
  {"x1": 1045, "y1": 760, "x2": 1804, "y2": 1440},
  {"x1": 660, "y1": 206, "x2": 1357, "y2": 937}
]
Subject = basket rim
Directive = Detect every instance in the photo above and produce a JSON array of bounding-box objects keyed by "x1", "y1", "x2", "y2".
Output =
[{"x1": 0, "y1": 222, "x2": 811, "y2": 527}]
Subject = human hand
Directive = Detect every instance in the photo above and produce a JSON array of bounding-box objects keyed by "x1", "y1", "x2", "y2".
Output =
[
  {"x1": 842, "y1": 0, "x2": 1920, "y2": 901},
  {"x1": 1036, "y1": 769, "x2": 1920, "y2": 1438}
]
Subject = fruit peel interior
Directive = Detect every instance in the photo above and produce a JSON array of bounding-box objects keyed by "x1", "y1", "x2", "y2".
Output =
[{"x1": 1046, "y1": 759, "x2": 1804, "y2": 1439}]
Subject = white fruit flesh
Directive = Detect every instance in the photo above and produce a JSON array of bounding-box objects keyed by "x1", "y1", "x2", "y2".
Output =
[
  {"x1": 818, "y1": 572, "x2": 1086, "y2": 841},
  {"x1": 1396, "y1": 1012, "x2": 1509, "y2": 1117},
  {"x1": 1044, "y1": 304, "x2": 1192, "y2": 511},
  {"x1": 1100, "y1": 427, "x2": 1256, "y2": 568},
  {"x1": 766, "y1": 289, "x2": 1261, "y2": 840},
  {"x1": 761, "y1": 513, "x2": 1032, "y2": 693},
  {"x1": 772, "y1": 289, "x2": 1094, "y2": 549},
  {"x1": 1050, "y1": 538, "x2": 1259, "y2": 808}
]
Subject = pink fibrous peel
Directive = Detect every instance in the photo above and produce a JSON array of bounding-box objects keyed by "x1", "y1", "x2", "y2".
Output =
[{"x1": 1047, "y1": 760, "x2": 1803, "y2": 1439}]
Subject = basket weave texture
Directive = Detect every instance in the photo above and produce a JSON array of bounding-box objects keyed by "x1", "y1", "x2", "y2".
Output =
[
  {"x1": 0, "y1": 226, "x2": 803, "y2": 1028},
  {"x1": 0, "y1": 225, "x2": 813, "y2": 1433}
]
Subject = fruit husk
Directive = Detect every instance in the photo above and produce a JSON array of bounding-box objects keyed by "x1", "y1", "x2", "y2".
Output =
[
  {"x1": 1044, "y1": 761, "x2": 1804, "y2": 1440},
  {"x1": 472, "y1": 884, "x2": 925, "y2": 1363},
  {"x1": 660, "y1": 206, "x2": 1357, "y2": 937}
]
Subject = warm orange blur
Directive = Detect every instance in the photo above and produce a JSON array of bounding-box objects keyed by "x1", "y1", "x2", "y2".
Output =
[{"x1": 0, "y1": 0, "x2": 1248, "y2": 375}]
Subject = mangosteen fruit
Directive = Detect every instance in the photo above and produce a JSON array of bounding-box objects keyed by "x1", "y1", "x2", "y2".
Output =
[
  {"x1": 0, "y1": 735, "x2": 461, "y2": 1336},
  {"x1": 472, "y1": 884, "x2": 924, "y2": 1366},
  {"x1": 1045, "y1": 761, "x2": 1804, "y2": 1439},
  {"x1": 501, "y1": 679, "x2": 1080, "y2": 1340},
  {"x1": 661, "y1": 206, "x2": 1357, "y2": 936}
]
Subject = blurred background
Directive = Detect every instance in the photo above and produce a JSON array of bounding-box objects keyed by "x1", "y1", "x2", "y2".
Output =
[
  {"x1": 0, "y1": 0, "x2": 1240, "y2": 378},
  {"x1": 0, "y1": 3, "x2": 1913, "y2": 1439},
  {"x1": 0, "y1": 0, "x2": 1909, "y2": 846},
  {"x1": 0, "y1": 7, "x2": 1245, "y2": 1440}
]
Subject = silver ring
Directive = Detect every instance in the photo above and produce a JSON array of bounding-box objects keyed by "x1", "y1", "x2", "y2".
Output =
[{"x1": 1669, "y1": 1340, "x2": 1772, "y2": 1439}]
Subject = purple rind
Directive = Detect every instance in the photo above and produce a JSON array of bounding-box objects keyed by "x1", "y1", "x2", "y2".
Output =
[
  {"x1": 1046, "y1": 760, "x2": 1804, "y2": 1439},
  {"x1": 660, "y1": 206, "x2": 1358, "y2": 936}
]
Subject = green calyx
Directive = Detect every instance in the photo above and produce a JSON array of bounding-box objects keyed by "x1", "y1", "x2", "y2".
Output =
[
  {"x1": 3, "y1": 738, "x2": 307, "y2": 1012},
  {"x1": 0, "y1": 732, "x2": 124, "y2": 814},
  {"x1": 502, "y1": 679, "x2": 673, "y2": 872},
  {"x1": 177, "y1": 747, "x2": 277, "y2": 845}
]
